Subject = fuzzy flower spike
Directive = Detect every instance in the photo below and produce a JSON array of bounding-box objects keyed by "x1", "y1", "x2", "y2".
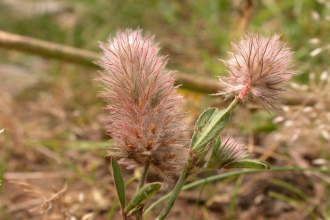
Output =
[
  {"x1": 96, "y1": 29, "x2": 186, "y2": 184},
  {"x1": 218, "y1": 33, "x2": 297, "y2": 111}
]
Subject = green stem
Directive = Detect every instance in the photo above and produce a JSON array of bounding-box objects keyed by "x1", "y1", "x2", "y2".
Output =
[
  {"x1": 154, "y1": 97, "x2": 241, "y2": 220},
  {"x1": 137, "y1": 160, "x2": 151, "y2": 191},
  {"x1": 134, "y1": 160, "x2": 151, "y2": 220},
  {"x1": 155, "y1": 158, "x2": 192, "y2": 220},
  {"x1": 226, "y1": 96, "x2": 240, "y2": 112},
  {"x1": 134, "y1": 206, "x2": 145, "y2": 220}
]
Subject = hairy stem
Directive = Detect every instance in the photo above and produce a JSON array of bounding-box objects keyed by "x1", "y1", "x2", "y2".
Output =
[
  {"x1": 155, "y1": 157, "x2": 192, "y2": 220},
  {"x1": 134, "y1": 205, "x2": 145, "y2": 220},
  {"x1": 134, "y1": 161, "x2": 150, "y2": 220},
  {"x1": 137, "y1": 160, "x2": 150, "y2": 191},
  {"x1": 226, "y1": 96, "x2": 241, "y2": 112}
]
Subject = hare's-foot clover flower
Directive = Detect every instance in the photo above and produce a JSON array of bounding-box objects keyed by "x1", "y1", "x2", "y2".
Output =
[
  {"x1": 217, "y1": 34, "x2": 297, "y2": 111},
  {"x1": 217, "y1": 136, "x2": 250, "y2": 168},
  {"x1": 207, "y1": 136, "x2": 250, "y2": 169},
  {"x1": 96, "y1": 29, "x2": 186, "y2": 184}
]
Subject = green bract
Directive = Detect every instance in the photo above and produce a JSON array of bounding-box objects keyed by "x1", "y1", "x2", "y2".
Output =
[
  {"x1": 224, "y1": 159, "x2": 271, "y2": 170},
  {"x1": 125, "y1": 182, "x2": 162, "y2": 214}
]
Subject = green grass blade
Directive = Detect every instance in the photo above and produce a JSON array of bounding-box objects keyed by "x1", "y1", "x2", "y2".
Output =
[
  {"x1": 268, "y1": 191, "x2": 318, "y2": 219},
  {"x1": 107, "y1": 177, "x2": 136, "y2": 220},
  {"x1": 144, "y1": 167, "x2": 330, "y2": 216},
  {"x1": 268, "y1": 178, "x2": 309, "y2": 200}
]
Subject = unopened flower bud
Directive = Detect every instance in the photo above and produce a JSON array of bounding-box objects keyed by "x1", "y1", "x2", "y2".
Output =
[{"x1": 207, "y1": 136, "x2": 250, "y2": 169}]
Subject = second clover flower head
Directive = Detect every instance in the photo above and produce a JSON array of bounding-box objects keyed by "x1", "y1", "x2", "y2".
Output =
[
  {"x1": 217, "y1": 33, "x2": 297, "y2": 112},
  {"x1": 206, "y1": 136, "x2": 250, "y2": 170},
  {"x1": 218, "y1": 136, "x2": 250, "y2": 168},
  {"x1": 96, "y1": 29, "x2": 187, "y2": 185}
]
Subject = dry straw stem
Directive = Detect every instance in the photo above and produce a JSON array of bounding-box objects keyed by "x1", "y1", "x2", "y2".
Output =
[
  {"x1": 9, "y1": 181, "x2": 68, "y2": 217},
  {"x1": 0, "y1": 30, "x2": 311, "y2": 105},
  {"x1": 3, "y1": 171, "x2": 73, "y2": 180},
  {"x1": 230, "y1": 0, "x2": 254, "y2": 40},
  {"x1": 0, "y1": 30, "x2": 98, "y2": 68},
  {"x1": 0, "y1": 30, "x2": 218, "y2": 94}
]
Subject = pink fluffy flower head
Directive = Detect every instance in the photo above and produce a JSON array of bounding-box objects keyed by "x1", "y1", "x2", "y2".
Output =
[
  {"x1": 206, "y1": 136, "x2": 250, "y2": 169},
  {"x1": 218, "y1": 136, "x2": 250, "y2": 168},
  {"x1": 218, "y1": 33, "x2": 297, "y2": 111},
  {"x1": 96, "y1": 29, "x2": 186, "y2": 184}
]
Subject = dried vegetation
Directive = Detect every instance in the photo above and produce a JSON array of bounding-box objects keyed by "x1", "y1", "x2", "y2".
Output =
[{"x1": 0, "y1": 0, "x2": 329, "y2": 219}]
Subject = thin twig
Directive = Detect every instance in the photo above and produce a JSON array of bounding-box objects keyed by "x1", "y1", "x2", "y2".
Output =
[
  {"x1": 0, "y1": 30, "x2": 314, "y2": 105},
  {"x1": 0, "y1": 30, "x2": 221, "y2": 94},
  {"x1": 230, "y1": 0, "x2": 255, "y2": 39},
  {"x1": 0, "y1": 30, "x2": 98, "y2": 67}
]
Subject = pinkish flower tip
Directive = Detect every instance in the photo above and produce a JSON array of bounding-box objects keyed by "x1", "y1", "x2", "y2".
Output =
[
  {"x1": 217, "y1": 33, "x2": 297, "y2": 112},
  {"x1": 219, "y1": 136, "x2": 250, "y2": 168}
]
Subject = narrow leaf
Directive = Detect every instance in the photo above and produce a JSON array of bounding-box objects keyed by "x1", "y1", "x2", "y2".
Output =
[
  {"x1": 125, "y1": 182, "x2": 162, "y2": 214},
  {"x1": 111, "y1": 157, "x2": 126, "y2": 208},
  {"x1": 191, "y1": 108, "x2": 230, "y2": 154},
  {"x1": 225, "y1": 159, "x2": 271, "y2": 170}
]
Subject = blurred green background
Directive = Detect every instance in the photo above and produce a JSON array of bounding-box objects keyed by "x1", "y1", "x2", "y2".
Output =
[
  {"x1": 1, "y1": 0, "x2": 329, "y2": 79},
  {"x1": 0, "y1": 0, "x2": 329, "y2": 219}
]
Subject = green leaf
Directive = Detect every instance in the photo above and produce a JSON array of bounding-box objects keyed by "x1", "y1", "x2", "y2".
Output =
[
  {"x1": 190, "y1": 108, "x2": 230, "y2": 154},
  {"x1": 194, "y1": 108, "x2": 217, "y2": 131},
  {"x1": 224, "y1": 159, "x2": 271, "y2": 170},
  {"x1": 190, "y1": 108, "x2": 216, "y2": 155},
  {"x1": 125, "y1": 182, "x2": 162, "y2": 214},
  {"x1": 111, "y1": 157, "x2": 126, "y2": 208}
]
